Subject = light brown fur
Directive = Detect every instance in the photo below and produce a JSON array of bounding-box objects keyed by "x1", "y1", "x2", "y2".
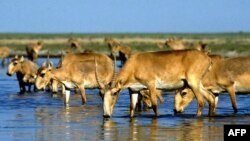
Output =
[
  {"x1": 26, "y1": 41, "x2": 43, "y2": 62},
  {"x1": 165, "y1": 38, "x2": 210, "y2": 52},
  {"x1": 175, "y1": 55, "x2": 250, "y2": 113},
  {"x1": 35, "y1": 53, "x2": 114, "y2": 106},
  {"x1": 111, "y1": 46, "x2": 131, "y2": 57},
  {"x1": 0, "y1": 46, "x2": 11, "y2": 65},
  {"x1": 102, "y1": 50, "x2": 214, "y2": 118},
  {"x1": 6, "y1": 56, "x2": 38, "y2": 94},
  {"x1": 104, "y1": 37, "x2": 120, "y2": 49},
  {"x1": 192, "y1": 42, "x2": 209, "y2": 52},
  {"x1": 165, "y1": 38, "x2": 186, "y2": 50},
  {"x1": 104, "y1": 37, "x2": 132, "y2": 65},
  {"x1": 68, "y1": 37, "x2": 81, "y2": 50},
  {"x1": 65, "y1": 37, "x2": 82, "y2": 53},
  {"x1": 58, "y1": 52, "x2": 110, "y2": 67},
  {"x1": 53, "y1": 52, "x2": 111, "y2": 94}
]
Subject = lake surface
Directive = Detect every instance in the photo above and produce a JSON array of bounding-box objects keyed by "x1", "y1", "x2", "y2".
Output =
[{"x1": 0, "y1": 58, "x2": 250, "y2": 141}]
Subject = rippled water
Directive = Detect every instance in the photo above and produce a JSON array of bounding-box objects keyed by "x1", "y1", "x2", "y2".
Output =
[{"x1": 1, "y1": 58, "x2": 250, "y2": 141}]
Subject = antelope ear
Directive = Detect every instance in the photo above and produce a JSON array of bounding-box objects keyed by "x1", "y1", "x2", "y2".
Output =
[
  {"x1": 14, "y1": 55, "x2": 18, "y2": 59},
  {"x1": 20, "y1": 56, "x2": 24, "y2": 62}
]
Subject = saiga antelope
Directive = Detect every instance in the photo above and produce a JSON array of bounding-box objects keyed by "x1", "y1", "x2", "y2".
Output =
[{"x1": 98, "y1": 50, "x2": 214, "y2": 118}]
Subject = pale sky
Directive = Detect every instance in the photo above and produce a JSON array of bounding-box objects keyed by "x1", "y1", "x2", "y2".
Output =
[{"x1": 0, "y1": 0, "x2": 249, "y2": 33}]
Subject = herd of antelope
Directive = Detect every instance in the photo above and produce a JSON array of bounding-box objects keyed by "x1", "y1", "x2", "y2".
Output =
[{"x1": 1, "y1": 37, "x2": 250, "y2": 118}]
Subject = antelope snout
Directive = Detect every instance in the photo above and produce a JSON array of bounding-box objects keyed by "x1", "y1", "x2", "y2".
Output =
[
  {"x1": 103, "y1": 114, "x2": 111, "y2": 118},
  {"x1": 173, "y1": 108, "x2": 184, "y2": 114},
  {"x1": 6, "y1": 72, "x2": 12, "y2": 76}
]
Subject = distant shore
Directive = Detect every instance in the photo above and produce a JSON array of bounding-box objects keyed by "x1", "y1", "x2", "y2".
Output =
[{"x1": 1, "y1": 32, "x2": 250, "y2": 57}]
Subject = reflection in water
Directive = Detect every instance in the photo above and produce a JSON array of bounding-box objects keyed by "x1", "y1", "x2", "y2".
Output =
[
  {"x1": 34, "y1": 102, "x2": 105, "y2": 141},
  {"x1": 1, "y1": 58, "x2": 250, "y2": 141},
  {"x1": 100, "y1": 118, "x2": 118, "y2": 140},
  {"x1": 97, "y1": 117, "x2": 220, "y2": 141},
  {"x1": 175, "y1": 118, "x2": 204, "y2": 141}
]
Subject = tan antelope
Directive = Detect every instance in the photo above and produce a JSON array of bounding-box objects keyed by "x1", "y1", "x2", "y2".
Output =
[
  {"x1": 98, "y1": 50, "x2": 215, "y2": 118},
  {"x1": 104, "y1": 37, "x2": 132, "y2": 66},
  {"x1": 46, "y1": 52, "x2": 152, "y2": 111},
  {"x1": 49, "y1": 52, "x2": 108, "y2": 94},
  {"x1": 35, "y1": 52, "x2": 114, "y2": 106},
  {"x1": 164, "y1": 38, "x2": 210, "y2": 52},
  {"x1": 174, "y1": 55, "x2": 250, "y2": 114},
  {"x1": 6, "y1": 56, "x2": 38, "y2": 94},
  {"x1": 165, "y1": 38, "x2": 186, "y2": 50},
  {"x1": 104, "y1": 38, "x2": 163, "y2": 111},
  {"x1": 42, "y1": 57, "x2": 66, "y2": 95},
  {"x1": 192, "y1": 42, "x2": 210, "y2": 52},
  {"x1": 104, "y1": 37, "x2": 120, "y2": 49},
  {"x1": 0, "y1": 46, "x2": 11, "y2": 66},
  {"x1": 103, "y1": 38, "x2": 161, "y2": 111},
  {"x1": 26, "y1": 41, "x2": 43, "y2": 62},
  {"x1": 67, "y1": 37, "x2": 82, "y2": 52}
]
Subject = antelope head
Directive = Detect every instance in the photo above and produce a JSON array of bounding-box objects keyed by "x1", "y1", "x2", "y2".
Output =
[
  {"x1": 165, "y1": 38, "x2": 186, "y2": 50},
  {"x1": 6, "y1": 55, "x2": 24, "y2": 76},
  {"x1": 33, "y1": 41, "x2": 44, "y2": 53},
  {"x1": 35, "y1": 61, "x2": 53, "y2": 90},
  {"x1": 102, "y1": 83, "x2": 121, "y2": 118},
  {"x1": 95, "y1": 55, "x2": 119, "y2": 118},
  {"x1": 193, "y1": 42, "x2": 211, "y2": 54},
  {"x1": 139, "y1": 90, "x2": 153, "y2": 109},
  {"x1": 174, "y1": 88, "x2": 194, "y2": 113},
  {"x1": 104, "y1": 37, "x2": 120, "y2": 52}
]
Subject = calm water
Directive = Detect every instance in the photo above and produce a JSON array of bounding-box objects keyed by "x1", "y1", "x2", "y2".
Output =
[{"x1": 0, "y1": 58, "x2": 250, "y2": 141}]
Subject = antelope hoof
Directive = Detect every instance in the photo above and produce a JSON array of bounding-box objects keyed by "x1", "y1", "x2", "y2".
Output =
[
  {"x1": 82, "y1": 101, "x2": 86, "y2": 105},
  {"x1": 208, "y1": 111, "x2": 215, "y2": 117},
  {"x1": 233, "y1": 108, "x2": 238, "y2": 113},
  {"x1": 19, "y1": 91, "x2": 25, "y2": 95},
  {"x1": 154, "y1": 113, "x2": 159, "y2": 118}
]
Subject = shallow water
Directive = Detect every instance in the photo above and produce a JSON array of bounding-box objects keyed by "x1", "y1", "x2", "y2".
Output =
[{"x1": 1, "y1": 58, "x2": 250, "y2": 141}]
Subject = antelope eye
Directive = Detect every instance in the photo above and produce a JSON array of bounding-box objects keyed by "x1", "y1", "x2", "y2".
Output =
[
  {"x1": 40, "y1": 73, "x2": 45, "y2": 77},
  {"x1": 13, "y1": 62, "x2": 18, "y2": 65},
  {"x1": 180, "y1": 92, "x2": 187, "y2": 97},
  {"x1": 112, "y1": 91, "x2": 119, "y2": 96}
]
